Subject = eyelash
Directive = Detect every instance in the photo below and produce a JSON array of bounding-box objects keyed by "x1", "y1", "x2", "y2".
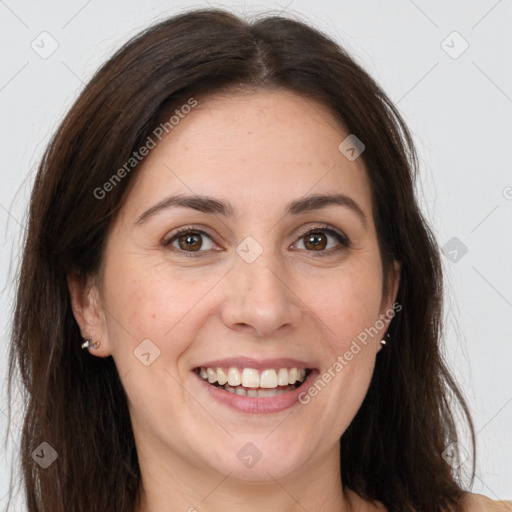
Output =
[{"x1": 163, "y1": 224, "x2": 350, "y2": 258}]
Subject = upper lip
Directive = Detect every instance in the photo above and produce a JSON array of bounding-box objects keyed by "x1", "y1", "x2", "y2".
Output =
[{"x1": 194, "y1": 357, "x2": 316, "y2": 371}]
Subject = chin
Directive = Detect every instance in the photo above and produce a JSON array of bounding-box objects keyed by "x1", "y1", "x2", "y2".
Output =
[{"x1": 196, "y1": 436, "x2": 310, "y2": 482}]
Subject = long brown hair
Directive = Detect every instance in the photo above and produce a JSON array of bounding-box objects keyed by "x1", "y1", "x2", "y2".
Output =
[{"x1": 7, "y1": 8, "x2": 476, "y2": 511}]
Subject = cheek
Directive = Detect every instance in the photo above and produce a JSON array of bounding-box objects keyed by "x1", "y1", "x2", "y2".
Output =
[
  {"x1": 100, "y1": 262, "x2": 198, "y2": 416},
  {"x1": 304, "y1": 259, "x2": 384, "y2": 421},
  {"x1": 309, "y1": 275, "x2": 382, "y2": 431},
  {"x1": 101, "y1": 255, "x2": 226, "y2": 363},
  {"x1": 100, "y1": 259, "x2": 185, "y2": 353},
  {"x1": 306, "y1": 261, "x2": 384, "y2": 352}
]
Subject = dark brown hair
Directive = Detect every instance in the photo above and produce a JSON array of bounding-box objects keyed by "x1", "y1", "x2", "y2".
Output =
[{"x1": 7, "y1": 7, "x2": 476, "y2": 511}]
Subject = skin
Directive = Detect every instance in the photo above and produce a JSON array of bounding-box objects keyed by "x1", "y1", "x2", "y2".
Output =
[{"x1": 68, "y1": 88, "x2": 399, "y2": 512}]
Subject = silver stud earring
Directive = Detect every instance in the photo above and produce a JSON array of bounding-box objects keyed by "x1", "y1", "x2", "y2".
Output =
[
  {"x1": 380, "y1": 332, "x2": 391, "y2": 347},
  {"x1": 81, "y1": 337, "x2": 100, "y2": 350}
]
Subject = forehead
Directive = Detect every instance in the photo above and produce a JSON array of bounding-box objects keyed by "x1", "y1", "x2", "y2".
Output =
[{"x1": 121, "y1": 89, "x2": 373, "y2": 221}]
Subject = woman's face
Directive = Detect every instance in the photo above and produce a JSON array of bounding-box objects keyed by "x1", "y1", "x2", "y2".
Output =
[{"x1": 71, "y1": 89, "x2": 399, "y2": 484}]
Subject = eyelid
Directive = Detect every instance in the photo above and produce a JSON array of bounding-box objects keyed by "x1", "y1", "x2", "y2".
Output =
[
  {"x1": 291, "y1": 223, "x2": 350, "y2": 256},
  {"x1": 163, "y1": 222, "x2": 350, "y2": 257},
  {"x1": 163, "y1": 225, "x2": 218, "y2": 256},
  {"x1": 293, "y1": 223, "x2": 349, "y2": 245}
]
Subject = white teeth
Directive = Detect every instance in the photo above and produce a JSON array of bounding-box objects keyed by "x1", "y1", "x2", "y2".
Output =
[
  {"x1": 259, "y1": 369, "x2": 278, "y2": 388},
  {"x1": 227, "y1": 367, "x2": 241, "y2": 386},
  {"x1": 241, "y1": 368, "x2": 260, "y2": 388},
  {"x1": 206, "y1": 368, "x2": 218, "y2": 384},
  {"x1": 277, "y1": 368, "x2": 289, "y2": 386},
  {"x1": 198, "y1": 366, "x2": 309, "y2": 391},
  {"x1": 223, "y1": 385, "x2": 295, "y2": 397},
  {"x1": 217, "y1": 367, "x2": 228, "y2": 385},
  {"x1": 257, "y1": 389, "x2": 275, "y2": 397}
]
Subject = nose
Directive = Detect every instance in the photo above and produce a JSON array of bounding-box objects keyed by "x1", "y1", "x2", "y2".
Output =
[{"x1": 220, "y1": 250, "x2": 302, "y2": 338}]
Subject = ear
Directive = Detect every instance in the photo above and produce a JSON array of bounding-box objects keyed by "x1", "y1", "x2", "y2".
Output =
[
  {"x1": 387, "y1": 259, "x2": 401, "y2": 309},
  {"x1": 377, "y1": 259, "x2": 401, "y2": 352},
  {"x1": 67, "y1": 272, "x2": 112, "y2": 357}
]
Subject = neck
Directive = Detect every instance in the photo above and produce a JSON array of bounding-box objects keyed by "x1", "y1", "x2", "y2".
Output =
[{"x1": 134, "y1": 445, "x2": 353, "y2": 512}]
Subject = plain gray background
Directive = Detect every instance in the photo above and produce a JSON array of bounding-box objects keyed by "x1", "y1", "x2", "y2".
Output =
[{"x1": 1, "y1": 0, "x2": 511, "y2": 509}]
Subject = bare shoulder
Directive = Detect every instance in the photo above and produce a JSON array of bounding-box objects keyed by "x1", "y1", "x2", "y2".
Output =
[
  {"x1": 347, "y1": 490, "x2": 512, "y2": 512},
  {"x1": 345, "y1": 489, "x2": 387, "y2": 511},
  {"x1": 460, "y1": 492, "x2": 512, "y2": 512}
]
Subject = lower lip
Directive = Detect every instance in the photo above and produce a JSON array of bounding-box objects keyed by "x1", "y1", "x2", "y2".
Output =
[{"x1": 194, "y1": 370, "x2": 319, "y2": 414}]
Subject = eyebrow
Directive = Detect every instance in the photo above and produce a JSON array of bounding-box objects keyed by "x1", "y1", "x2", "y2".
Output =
[{"x1": 135, "y1": 192, "x2": 367, "y2": 227}]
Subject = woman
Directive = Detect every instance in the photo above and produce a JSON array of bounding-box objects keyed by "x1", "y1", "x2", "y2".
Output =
[{"x1": 7, "y1": 7, "x2": 511, "y2": 512}]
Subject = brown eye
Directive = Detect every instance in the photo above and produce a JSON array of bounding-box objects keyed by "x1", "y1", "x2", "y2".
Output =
[
  {"x1": 177, "y1": 232, "x2": 203, "y2": 251},
  {"x1": 165, "y1": 229, "x2": 215, "y2": 255},
  {"x1": 304, "y1": 232, "x2": 327, "y2": 251},
  {"x1": 295, "y1": 226, "x2": 349, "y2": 256}
]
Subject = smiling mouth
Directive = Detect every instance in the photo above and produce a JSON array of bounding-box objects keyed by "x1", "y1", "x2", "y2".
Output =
[{"x1": 195, "y1": 366, "x2": 311, "y2": 398}]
